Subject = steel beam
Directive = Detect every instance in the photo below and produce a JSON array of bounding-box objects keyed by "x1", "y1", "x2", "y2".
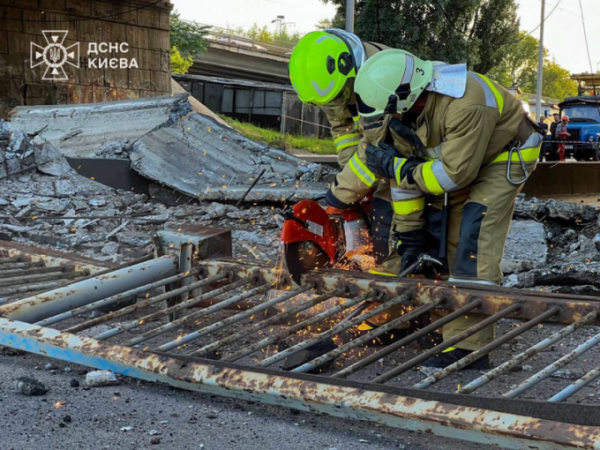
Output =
[
  {"x1": 0, "y1": 256, "x2": 178, "y2": 323},
  {"x1": 0, "y1": 317, "x2": 598, "y2": 450}
]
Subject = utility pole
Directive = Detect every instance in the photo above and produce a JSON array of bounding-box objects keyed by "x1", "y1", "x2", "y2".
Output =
[
  {"x1": 346, "y1": 0, "x2": 355, "y2": 33},
  {"x1": 535, "y1": 0, "x2": 545, "y2": 121}
]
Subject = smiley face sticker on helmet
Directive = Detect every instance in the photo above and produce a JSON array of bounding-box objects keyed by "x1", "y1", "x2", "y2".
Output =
[{"x1": 289, "y1": 31, "x2": 359, "y2": 106}]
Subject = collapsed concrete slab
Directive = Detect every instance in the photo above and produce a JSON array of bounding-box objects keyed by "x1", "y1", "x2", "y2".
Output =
[
  {"x1": 9, "y1": 94, "x2": 332, "y2": 202},
  {"x1": 9, "y1": 95, "x2": 193, "y2": 159},
  {"x1": 130, "y1": 113, "x2": 330, "y2": 202}
]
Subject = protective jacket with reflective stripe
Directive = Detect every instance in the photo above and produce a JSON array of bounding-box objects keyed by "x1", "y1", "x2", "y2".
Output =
[
  {"x1": 321, "y1": 41, "x2": 389, "y2": 168},
  {"x1": 399, "y1": 73, "x2": 527, "y2": 195}
]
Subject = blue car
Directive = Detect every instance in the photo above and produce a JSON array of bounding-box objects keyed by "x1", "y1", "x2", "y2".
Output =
[{"x1": 545, "y1": 96, "x2": 600, "y2": 161}]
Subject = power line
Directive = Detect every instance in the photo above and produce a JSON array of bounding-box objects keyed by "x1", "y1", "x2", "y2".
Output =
[
  {"x1": 536, "y1": 0, "x2": 582, "y2": 18},
  {"x1": 503, "y1": 0, "x2": 563, "y2": 45},
  {"x1": 1, "y1": 0, "x2": 165, "y2": 23}
]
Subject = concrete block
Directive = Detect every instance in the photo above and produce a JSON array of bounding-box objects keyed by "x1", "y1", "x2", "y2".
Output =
[
  {"x1": 138, "y1": 49, "x2": 160, "y2": 70},
  {"x1": 0, "y1": 54, "x2": 24, "y2": 77},
  {"x1": 8, "y1": 32, "x2": 33, "y2": 55},
  {"x1": 91, "y1": 0, "x2": 114, "y2": 18},
  {"x1": 78, "y1": 19, "x2": 102, "y2": 43},
  {"x1": 127, "y1": 25, "x2": 149, "y2": 49},
  {"x1": 102, "y1": 20, "x2": 128, "y2": 43},
  {"x1": 159, "y1": 50, "x2": 170, "y2": 73},
  {"x1": 138, "y1": 8, "x2": 160, "y2": 28},
  {"x1": 0, "y1": 31, "x2": 8, "y2": 53},
  {"x1": 501, "y1": 220, "x2": 548, "y2": 274},
  {"x1": 115, "y1": 3, "x2": 138, "y2": 24},
  {"x1": 39, "y1": 0, "x2": 67, "y2": 11},
  {"x1": 65, "y1": 0, "x2": 91, "y2": 16},
  {"x1": 0, "y1": 6, "x2": 23, "y2": 32},
  {"x1": 150, "y1": 70, "x2": 170, "y2": 93},
  {"x1": 128, "y1": 68, "x2": 152, "y2": 90},
  {"x1": 148, "y1": 29, "x2": 169, "y2": 50}
]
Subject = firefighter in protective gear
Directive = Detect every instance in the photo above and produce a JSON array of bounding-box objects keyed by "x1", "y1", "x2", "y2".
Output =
[
  {"x1": 289, "y1": 31, "x2": 426, "y2": 338},
  {"x1": 290, "y1": 30, "x2": 419, "y2": 276},
  {"x1": 354, "y1": 49, "x2": 544, "y2": 368}
]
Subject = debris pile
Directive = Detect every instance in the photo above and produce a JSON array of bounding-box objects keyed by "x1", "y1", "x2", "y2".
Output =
[{"x1": 1, "y1": 94, "x2": 599, "y2": 297}]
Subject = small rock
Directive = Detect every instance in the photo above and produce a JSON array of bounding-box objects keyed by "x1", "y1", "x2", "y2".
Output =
[
  {"x1": 63, "y1": 367, "x2": 72, "y2": 373},
  {"x1": 85, "y1": 370, "x2": 120, "y2": 387},
  {"x1": 69, "y1": 378, "x2": 80, "y2": 388},
  {"x1": 522, "y1": 365, "x2": 534, "y2": 372},
  {"x1": 418, "y1": 366, "x2": 440, "y2": 377},
  {"x1": 44, "y1": 363, "x2": 55, "y2": 371},
  {"x1": 59, "y1": 422, "x2": 67, "y2": 428},
  {"x1": 551, "y1": 369, "x2": 582, "y2": 380},
  {"x1": 148, "y1": 429, "x2": 161, "y2": 436},
  {"x1": 63, "y1": 415, "x2": 72, "y2": 423},
  {"x1": 206, "y1": 413, "x2": 218, "y2": 419},
  {"x1": 120, "y1": 426, "x2": 133, "y2": 432},
  {"x1": 359, "y1": 439, "x2": 369, "y2": 443},
  {"x1": 150, "y1": 437, "x2": 161, "y2": 445},
  {"x1": 15, "y1": 377, "x2": 48, "y2": 396}
]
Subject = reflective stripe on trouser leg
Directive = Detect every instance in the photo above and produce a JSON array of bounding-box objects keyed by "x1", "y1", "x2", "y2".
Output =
[
  {"x1": 390, "y1": 187, "x2": 425, "y2": 216},
  {"x1": 334, "y1": 132, "x2": 360, "y2": 152},
  {"x1": 421, "y1": 160, "x2": 460, "y2": 195},
  {"x1": 349, "y1": 153, "x2": 376, "y2": 187}
]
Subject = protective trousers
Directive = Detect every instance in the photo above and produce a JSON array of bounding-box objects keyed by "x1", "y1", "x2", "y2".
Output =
[{"x1": 367, "y1": 133, "x2": 539, "y2": 349}]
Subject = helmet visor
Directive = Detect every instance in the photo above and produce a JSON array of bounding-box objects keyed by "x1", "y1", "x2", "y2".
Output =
[{"x1": 326, "y1": 29, "x2": 366, "y2": 72}]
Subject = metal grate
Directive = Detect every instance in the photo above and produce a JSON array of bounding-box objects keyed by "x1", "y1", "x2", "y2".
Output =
[{"x1": 1, "y1": 236, "x2": 600, "y2": 448}]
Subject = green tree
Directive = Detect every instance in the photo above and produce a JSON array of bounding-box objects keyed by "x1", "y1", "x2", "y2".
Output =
[
  {"x1": 488, "y1": 33, "x2": 577, "y2": 100},
  {"x1": 170, "y1": 11, "x2": 210, "y2": 72},
  {"x1": 321, "y1": 0, "x2": 519, "y2": 72},
  {"x1": 170, "y1": 46, "x2": 194, "y2": 75}
]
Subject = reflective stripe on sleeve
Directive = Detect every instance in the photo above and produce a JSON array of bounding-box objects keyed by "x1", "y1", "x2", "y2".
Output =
[
  {"x1": 334, "y1": 132, "x2": 360, "y2": 152},
  {"x1": 422, "y1": 160, "x2": 459, "y2": 195},
  {"x1": 394, "y1": 157, "x2": 407, "y2": 185},
  {"x1": 349, "y1": 153, "x2": 376, "y2": 187}
]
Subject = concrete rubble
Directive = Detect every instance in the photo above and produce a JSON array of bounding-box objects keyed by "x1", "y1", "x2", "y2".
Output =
[
  {"x1": 1, "y1": 95, "x2": 599, "y2": 298},
  {"x1": 9, "y1": 94, "x2": 334, "y2": 203}
]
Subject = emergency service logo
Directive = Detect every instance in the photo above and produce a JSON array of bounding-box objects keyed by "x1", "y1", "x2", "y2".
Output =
[{"x1": 30, "y1": 31, "x2": 80, "y2": 81}]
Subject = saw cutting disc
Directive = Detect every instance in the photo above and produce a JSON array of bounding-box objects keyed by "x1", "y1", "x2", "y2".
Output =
[{"x1": 285, "y1": 241, "x2": 330, "y2": 285}]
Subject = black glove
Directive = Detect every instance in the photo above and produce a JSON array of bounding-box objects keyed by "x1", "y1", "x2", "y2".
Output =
[
  {"x1": 325, "y1": 187, "x2": 352, "y2": 210},
  {"x1": 396, "y1": 230, "x2": 425, "y2": 273},
  {"x1": 398, "y1": 156, "x2": 426, "y2": 185},
  {"x1": 366, "y1": 143, "x2": 400, "y2": 180}
]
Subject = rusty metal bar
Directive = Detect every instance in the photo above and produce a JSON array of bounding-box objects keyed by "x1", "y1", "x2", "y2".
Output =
[
  {"x1": 0, "y1": 269, "x2": 89, "y2": 288},
  {"x1": 259, "y1": 291, "x2": 387, "y2": 368},
  {"x1": 0, "y1": 266, "x2": 65, "y2": 279},
  {"x1": 160, "y1": 286, "x2": 314, "y2": 352},
  {"x1": 460, "y1": 311, "x2": 598, "y2": 395},
  {"x1": 415, "y1": 307, "x2": 560, "y2": 390},
  {"x1": 294, "y1": 299, "x2": 440, "y2": 374},
  {"x1": 371, "y1": 303, "x2": 521, "y2": 384},
  {"x1": 503, "y1": 330, "x2": 600, "y2": 399},
  {"x1": 0, "y1": 261, "x2": 43, "y2": 270},
  {"x1": 190, "y1": 288, "x2": 346, "y2": 358},
  {"x1": 0, "y1": 318, "x2": 597, "y2": 450},
  {"x1": 96, "y1": 278, "x2": 263, "y2": 341},
  {"x1": 0, "y1": 279, "x2": 76, "y2": 296},
  {"x1": 224, "y1": 291, "x2": 369, "y2": 363},
  {"x1": 170, "y1": 242, "x2": 193, "y2": 321},
  {"x1": 123, "y1": 279, "x2": 257, "y2": 346},
  {"x1": 64, "y1": 273, "x2": 230, "y2": 333},
  {"x1": 182, "y1": 286, "x2": 315, "y2": 355},
  {"x1": 549, "y1": 367, "x2": 600, "y2": 402},
  {"x1": 0, "y1": 256, "x2": 177, "y2": 323},
  {"x1": 0, "y1": 257, "x2": 23, "y2": 264},
  {"x1": 333, "y1": 299, "x2": 484, "y2": 379},
  {"x1": 35, "y1": 268, "x2": 204, "y2": 327}
]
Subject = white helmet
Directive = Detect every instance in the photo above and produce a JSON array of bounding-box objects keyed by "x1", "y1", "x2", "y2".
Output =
[{"x1": 355, "y1": 49, "x2": 434, "y2": 117}]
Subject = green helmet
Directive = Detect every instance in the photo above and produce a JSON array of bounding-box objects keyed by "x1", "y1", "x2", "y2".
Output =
[
  {"x1": 354, "y1": 49, "x2": 434, "y2": 117},
  {"x1": 289, "y1": 29, "x2": 366, "y2": 106}
]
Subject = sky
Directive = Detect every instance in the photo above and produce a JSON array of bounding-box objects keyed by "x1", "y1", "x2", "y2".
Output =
[{"x1": 172, "y1": 0, "x2": 600, "y2": 74}]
